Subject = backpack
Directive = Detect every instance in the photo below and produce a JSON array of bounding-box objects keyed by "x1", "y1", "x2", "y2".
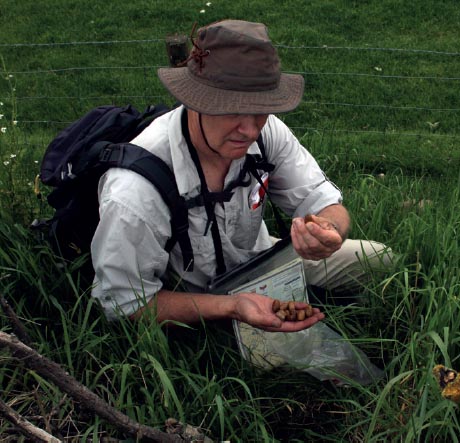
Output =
[{"x1": 34, "y1": 104, "x2": 194, "y2": 281}]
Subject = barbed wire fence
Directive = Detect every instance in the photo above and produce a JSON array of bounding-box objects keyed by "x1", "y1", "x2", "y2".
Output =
[{"x1": 1, "y1": 38, "x2": 459, "y2": 176}]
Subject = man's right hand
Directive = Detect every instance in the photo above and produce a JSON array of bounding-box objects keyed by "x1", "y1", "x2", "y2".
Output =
[
  {"x1": 232, "y1": 292, "x2": 325, "y2": 332},
  {"x1": 133, "y1": 289, "x2": 324, "y2": 332}
]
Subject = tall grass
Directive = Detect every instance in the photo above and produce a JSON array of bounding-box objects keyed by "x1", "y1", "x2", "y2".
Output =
[{"x1": 1, "y1": 0, "x2": 460, "y2": 441}]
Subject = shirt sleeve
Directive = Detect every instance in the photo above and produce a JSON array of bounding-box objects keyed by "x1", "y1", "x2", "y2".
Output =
[
  {"x1": 263, "y1": 115, "x2": 343, "y2": 217},
  {"x1": 91, "y1": 168, "x2": 172, "y2": 320}
]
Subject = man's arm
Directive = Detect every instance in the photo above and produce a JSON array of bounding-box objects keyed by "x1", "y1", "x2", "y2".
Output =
[
  {"x1": 130, "y1": 289, "x2": 324, "y2": 332},
  {"x1": 291, "y1": 203, "x2": 350, "y2": 261}
]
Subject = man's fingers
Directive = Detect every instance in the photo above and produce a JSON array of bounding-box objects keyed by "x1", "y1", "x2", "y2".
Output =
[
  {"x1": 265, "y1": 314, "x2": 324, "y2": 332},
  {"x1": 291, "y1": 222, "x2": 338, "y2": 260},
  {"x1": 262, "y1": 309, "x2": 325, "y2": 332}
]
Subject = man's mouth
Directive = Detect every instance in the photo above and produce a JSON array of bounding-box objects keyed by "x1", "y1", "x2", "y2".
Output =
[{"x1": 230, "y1": 139, "x2": 252, "y2": 147}]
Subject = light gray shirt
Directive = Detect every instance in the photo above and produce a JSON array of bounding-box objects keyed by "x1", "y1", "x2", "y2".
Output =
[{"x1": 91, "y1": 106, "x2": 342, "y2": 320}]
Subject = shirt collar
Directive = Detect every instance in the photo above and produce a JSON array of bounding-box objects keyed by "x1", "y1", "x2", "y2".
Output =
[{"x1": 168, "y1": 106, "x2": 263, "y2": 197}]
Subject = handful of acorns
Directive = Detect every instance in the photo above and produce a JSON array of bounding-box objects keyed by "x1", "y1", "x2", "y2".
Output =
[{"x1": 272, "y1": 299, "x2": 314, "y2": 322}]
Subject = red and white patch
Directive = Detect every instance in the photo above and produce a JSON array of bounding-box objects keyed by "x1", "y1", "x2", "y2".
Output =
[{"x1": 248, "y1": 172, "x2": 269, "y2": 210}]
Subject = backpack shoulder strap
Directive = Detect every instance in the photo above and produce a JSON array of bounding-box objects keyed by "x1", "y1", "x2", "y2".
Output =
[
  {"x1": 256, "y1": 133, "x2": 266, "y2": 160},
  {"x1": 99, "y1": 142, "x2": 194, "y2": 272}
]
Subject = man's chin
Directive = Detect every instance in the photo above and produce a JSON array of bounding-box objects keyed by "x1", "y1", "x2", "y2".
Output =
[{"x1": 229, "y1": 148, "x2": 250, "y2": 159}]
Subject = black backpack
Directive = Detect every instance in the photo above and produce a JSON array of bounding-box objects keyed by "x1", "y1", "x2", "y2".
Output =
[{"x1": 34, "y1": 104, "x2": 194, "y2": 278}]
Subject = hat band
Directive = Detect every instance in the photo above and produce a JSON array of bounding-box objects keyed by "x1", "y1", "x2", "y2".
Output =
[{"x1": 188, "y1": 67, "x2": 280, "y2": 92}]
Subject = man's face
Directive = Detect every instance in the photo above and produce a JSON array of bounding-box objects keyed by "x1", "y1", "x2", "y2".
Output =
[{"x1": 200, "y1": 113, "x2": 269, "y2": 160}]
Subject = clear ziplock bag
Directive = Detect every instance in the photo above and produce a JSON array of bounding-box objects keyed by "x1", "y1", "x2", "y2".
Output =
[{"x1": 265, "y1": 321, "x2": 384, "y2": 386}]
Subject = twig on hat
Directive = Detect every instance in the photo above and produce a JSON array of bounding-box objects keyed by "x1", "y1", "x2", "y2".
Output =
[{"x1": 177, "y1": 22, "x2": 210, "y2": 72}]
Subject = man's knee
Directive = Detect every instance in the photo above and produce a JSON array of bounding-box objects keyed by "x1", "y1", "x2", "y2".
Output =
[
  {"x1": 342, "y1": 239, "x2": 394, "y2": 271},
  {"x1": 303, "y1": 239, "x2": 394, "y2": 291}
]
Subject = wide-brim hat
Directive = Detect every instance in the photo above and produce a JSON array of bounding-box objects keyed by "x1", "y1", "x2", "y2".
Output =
[{"x1": 158, "y1": 20, "x2": 304, "y2": 115}]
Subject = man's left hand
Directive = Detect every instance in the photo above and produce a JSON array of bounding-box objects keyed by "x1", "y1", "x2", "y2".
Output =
[{"x1": 291, "y1": 214, "x2": 343, "y2": 260}]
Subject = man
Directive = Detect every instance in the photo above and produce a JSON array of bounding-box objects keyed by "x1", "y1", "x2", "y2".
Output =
[{"x1": 91, "y1": 19, "x2": 391, "y2": 330}]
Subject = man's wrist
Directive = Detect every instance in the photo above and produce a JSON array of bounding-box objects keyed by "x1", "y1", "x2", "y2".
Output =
[{"x1": 215, "y1": 293, "x2": 240, "y2": 321}]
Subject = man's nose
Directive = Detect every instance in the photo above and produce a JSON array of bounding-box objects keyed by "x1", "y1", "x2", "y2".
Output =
[{"x1": 237, "y1": 115, "x2": 264, "y2": 139}]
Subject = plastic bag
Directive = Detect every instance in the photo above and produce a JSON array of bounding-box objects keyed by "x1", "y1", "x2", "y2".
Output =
[{"x1": 265, "y1": 322, "x2": 384, "y2": 386}]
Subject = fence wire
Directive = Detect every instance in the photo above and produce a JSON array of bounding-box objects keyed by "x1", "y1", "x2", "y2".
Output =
[{"x1": 0, "y1": 38, "x2": 459, "y2": 175}]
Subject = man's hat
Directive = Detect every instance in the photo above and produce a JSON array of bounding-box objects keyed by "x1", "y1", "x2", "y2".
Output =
[{"x1": 158, "y1": 20, "x2": 304, "y2": 115}]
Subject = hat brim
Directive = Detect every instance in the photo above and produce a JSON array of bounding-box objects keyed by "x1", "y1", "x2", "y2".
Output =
[{"x1": 158, "y1": 67, "x2": 304, "y2": 115}]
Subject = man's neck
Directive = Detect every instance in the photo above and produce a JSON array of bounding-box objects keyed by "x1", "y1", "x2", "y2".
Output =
[
  {"x1": 187, "y1": 110, "x2": 232, "y2": 170},
  {"x1": 186, "y1": 109, "x2": 231, "y2": 192}
]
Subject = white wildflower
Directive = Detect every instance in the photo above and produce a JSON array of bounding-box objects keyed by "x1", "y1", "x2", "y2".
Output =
[
  {"x1": 34, "y1": 160, "x2": 39, "y2": 164},
  {"x1": 0, "y1": 102, "x2": 3, "y2": 106},
  {"x1": 374, "y1": 66, "x2": 382, "y2": 72},
  {"x1": 1, "y1": 127, "x2": 6, "y2": 133},
  {"x1": 200, "y1": 9, "x2": 205, "y2": 13},
  {"x1": 3, "y1": 161, "x2": 9, "y2": 166},
  {"x1": 8, "y1": 74, "x2": 13, "y2": 78},
  {"x1": 206, "y1": 2, "x2": 212, "y2": 5},
  {"x1": 13, "y1": 121, "x2": 17, "y2": 125},
  {"x1": 10, "y1": 154, "x2": 16, "y2": 158}
]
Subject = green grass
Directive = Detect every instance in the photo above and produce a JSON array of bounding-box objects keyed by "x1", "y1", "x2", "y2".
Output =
[{"x1": 1, "y1": 0, "x2": 460, "y2": 441}]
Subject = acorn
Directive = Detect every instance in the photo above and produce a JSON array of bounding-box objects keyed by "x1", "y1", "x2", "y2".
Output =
[
  {"x1": 275, "y1": 310, "x2": 286, "y2": 321},
  {"x1": 296, "y1": 309, "x2": 306, "y2": 321},
  {"x1": 272, "y1": 299, "x2": 281, "y2": 312},
  {"x1": 271, "y1": 298, "x2": 314, "y2": 322}
]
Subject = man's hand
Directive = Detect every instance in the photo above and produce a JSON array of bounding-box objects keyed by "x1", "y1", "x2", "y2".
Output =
[
  {"x1": 233, "y1": 292, "x2": 324, "y2": 332},
  {"x1": 291, "y1": 214, "x2": 343, "y2": 260}
]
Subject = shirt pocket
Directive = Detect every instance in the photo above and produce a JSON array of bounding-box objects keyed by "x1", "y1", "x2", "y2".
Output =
[
  {"x1": 231, "y1": 199, "x2": 265, "y2": 249},
  {"x1": 176, "y1": 208, "x2": 217, "y2": 281}
]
